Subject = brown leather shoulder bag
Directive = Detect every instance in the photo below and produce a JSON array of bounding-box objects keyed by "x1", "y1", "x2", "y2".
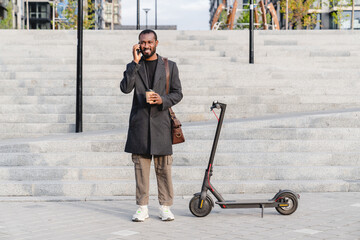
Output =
[{"x1": 163, "y1": 57, "x2": 185, "y2": 144}]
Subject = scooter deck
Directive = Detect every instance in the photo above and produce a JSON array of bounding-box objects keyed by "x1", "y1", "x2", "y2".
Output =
[
  {"x1": 217, "y1": 199, "x2": 274, "y2": 204},
  {"x1": 216, "y1": 199, "x2": 278, "y2": 209}
]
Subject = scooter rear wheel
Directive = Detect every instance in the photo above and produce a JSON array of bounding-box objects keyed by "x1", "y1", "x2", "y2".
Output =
[
  {"x1": 189, "y1": 195, "x2": 213, "y2": 217},
  {"x1": 275, "y1": 192, "x2": 298, "y2": 215}
]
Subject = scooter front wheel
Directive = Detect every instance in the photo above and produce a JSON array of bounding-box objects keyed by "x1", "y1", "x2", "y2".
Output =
[
  {"x1": 189, "y1": 194, "x2": 213, "y2": 217},
  {"x1": 275, "y1": 192, "x2": 298, "y2": 215}
]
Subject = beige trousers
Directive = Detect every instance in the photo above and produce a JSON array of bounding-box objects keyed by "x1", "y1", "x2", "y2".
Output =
[{"x1": 132, "y1": 154, "x2": 174, "y2": 206}]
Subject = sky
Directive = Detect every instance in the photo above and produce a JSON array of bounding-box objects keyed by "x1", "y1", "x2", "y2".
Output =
[{"x1": 121, "y1": 0, "x2": 210, "y2": 30}]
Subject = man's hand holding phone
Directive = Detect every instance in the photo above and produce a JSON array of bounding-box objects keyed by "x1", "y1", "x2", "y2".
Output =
[{"x1": 133, "y1": 44, "x2": 141, "y2": 64}]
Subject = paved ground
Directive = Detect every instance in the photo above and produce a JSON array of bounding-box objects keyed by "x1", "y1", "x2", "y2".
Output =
[{"x1": 0, "y1": 192, "x2": 359, "y2": 240}]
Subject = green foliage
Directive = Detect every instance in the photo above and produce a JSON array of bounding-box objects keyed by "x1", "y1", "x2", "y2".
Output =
[
  {"x1": 56, "y1": 0, "x2": 95, "y2": 29},
  {"x1": 215, "y1": 10, "x2": 228, "y2": 29},
  {"x1": 236, "y1": 6, "x2": 250, "y2": 29},
  {"x1": 235, "y1": 6, "x2": 270, "y2": 30},
  {"x1": 327, "y1": 0, "x2": 352, "y2": 29},
  {"x1": 0, "y1": 2, "x2": 13, "y2": 29},
  {"x1": 280, "y1": 0, "x2": 320, "y2": 29}
]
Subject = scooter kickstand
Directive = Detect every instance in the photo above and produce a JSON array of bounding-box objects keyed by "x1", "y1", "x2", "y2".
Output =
[{"x1": 261, "y1": 204, "x2": 264, "y2": 218}]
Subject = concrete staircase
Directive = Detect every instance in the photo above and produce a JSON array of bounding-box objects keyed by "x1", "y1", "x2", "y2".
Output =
[
  {"x1": 1, "y1": 30, "x2": 360, "y2": 138},
  {"x1": 0, "y1": 109, "x2": 359, "y2": 197},
  {"x1": 0, "y1": 30, "x2": 359, "y2": 197}
]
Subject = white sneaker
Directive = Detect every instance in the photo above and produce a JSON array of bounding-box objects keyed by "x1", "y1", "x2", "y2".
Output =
[
  {"x1": 132, "y1": 205, "x2": 149, "y2": 222},
  {"x1": 159, "y1": 205, "x2": 175, "y2": 221}
]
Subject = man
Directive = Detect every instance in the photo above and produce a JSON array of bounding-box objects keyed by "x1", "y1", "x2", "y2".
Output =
[{"x1": 120, "y1": 29, "x2": 183, "y2": 222}]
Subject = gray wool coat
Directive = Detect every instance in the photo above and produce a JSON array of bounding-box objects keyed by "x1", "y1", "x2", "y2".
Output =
[{"x1": 120, "y1": 55, "x2": 183, "y2": 155}]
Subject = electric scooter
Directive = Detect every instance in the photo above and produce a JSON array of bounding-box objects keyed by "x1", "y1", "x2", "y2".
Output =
[{"x1": 189, "y1": 101, "x2": 300, "y2": 218}]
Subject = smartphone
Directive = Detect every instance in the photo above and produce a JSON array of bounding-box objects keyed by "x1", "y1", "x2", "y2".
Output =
[{"x1": 136, "y1": 44, "x2": 141, "y2": 55}]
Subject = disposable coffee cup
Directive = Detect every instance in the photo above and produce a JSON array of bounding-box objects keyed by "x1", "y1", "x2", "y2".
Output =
[{"x1": 146, "y1": 89, "x2": 154, "y2": 103}]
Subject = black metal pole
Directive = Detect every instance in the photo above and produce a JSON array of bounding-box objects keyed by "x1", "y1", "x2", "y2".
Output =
[
  {"x1": 155, "y1": 0, "x2": 157, "y2": 30},
  {"x1": 249, "y1": 0, "x2": 254, "y2": 64},
  {"x1": 145, "y1": 11, "x2": 148, "y2": 29},
  {"x1": 76, "y1": 0, "x2": 83, "y2": 132},
  {"x1": 137, "y1": 0, "x2": 140, "y2": 30}
]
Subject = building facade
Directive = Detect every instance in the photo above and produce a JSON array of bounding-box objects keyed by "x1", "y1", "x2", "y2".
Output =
[
  {"x1": 0, "y1": 0, "x2": 8, "y2": 20},
  {"x1": 0, "y1": 0, "x2": 121, "y2": 29},
  {"x1": 209, "y1": 0, "x2": 360, "y2": 30}
]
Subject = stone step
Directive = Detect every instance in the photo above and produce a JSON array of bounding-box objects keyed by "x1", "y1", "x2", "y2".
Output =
[
  {"x1": 176, "y1": 139, "x2": 360, "y2": 153},
  {"x1": 0, "y1": 113, "x2": 358, "y2": 139},
  {"x1": 1, "y1": 101, "x2": 358, "y2": 115},
  {"x1": 1, "y1": 151, "x2": 358, "y2": 167},
  {"x1": 185, "y1": 127, "x2": 360, "y2": 140},
  {"x1": 3, "y1": 49, "x2": 359, "y2": 62},
  {"x1": 1, "y1": 56, "x2": 358, "y2": 68},
  {"x1": 0, "y1": 50, "x2": 227, "y2": 59},
  {"x1": 185, "y1": 84, "x2": 360, "y2": 94},
  {"x1": 0, "y1": 94, "x2": 359, "y2": 106},
  {"x1": 0, "y1": 138, "x2": 359, "y2": 154},
  {"x1": 0, "y1": 165, "x2": 358, "y2": 181},
  {"x1": 0, "y1": 124, "x2": 128, "y2": 137},
  {"x1": 2, "y1": 31, "x2": 356, "y2": 43},
  {"x1": 0, "y1": 113, "x2": 129, "y2": 123},
  {"x1": 0, "y1": 57, "x2": 128, "y2": 65},
  {"x1": 0, "y1": 87, "x2": 121, "y2": 96},
  {"x1": 0, "y1": 44, "x2": 223, "y2": 52},
  {"x1": 0, "y1": 65, "x2": 122, "y2": 72},
  {"x1": 1, "y1": 59, "x2": 359, "y2": 74},
  {"x1": 2, "y1": 39, "x2": 358, "y2": 51},
  {"x1": 2, "y1": 72, "x2": 359, "y2": 87},
  {"x1": 0, "y1": 108, "x2": 358, "y2": 138},
  {"x1": 0, "y1": 179, "x2": 358, "y2": 196},
  {"x1": 0, "y1": 106, "x2": 356, "y2": 130},
  {"x1": 0, "y1": 109, "x2": 358, "y2": 148},
  {"x1": 178, "y1": 105, "x2": 360, "y2": 122},
  {"x1": 213, "y1": 110, "x2": 360, "y2": 128},
  {"x1": 4, "y1": 113, "x2": 359, "y2": 134},
  {"x1": 0, "y1": 95, "x2": 132, "y2": 105},
  {"x1": 1, "y1": 34, "x2": 359, "y2": 53},
  {"x1": 0, "y1": 140, "x2": 126, "y2": 153},
  {"x1": 1, "y1": 85, "x2": 358, "y2": 99}
]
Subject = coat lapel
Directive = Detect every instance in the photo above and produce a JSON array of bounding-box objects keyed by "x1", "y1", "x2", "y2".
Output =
[
  {"x1": 153, "y1": 56, "x2": 165, "y2": 90},
  {"x1": 138, "y1": 59, "x2": 149, "y2": 89}
]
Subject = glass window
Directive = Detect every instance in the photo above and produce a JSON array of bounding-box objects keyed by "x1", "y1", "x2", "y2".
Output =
[
  {"x1": 341, "y1": 11, "x2": 351, "y2": 29},
  {"x1": 330, "y1": 10, "x2": 355, "y2": 29},
  {"x1": 29, "y1": 2, "x2": 49, "y2": 19},
  {"x1": 330, "y1": 0, "x2": 352, "y2": 7},
  {"x1": 354, "y1": 11, "x2": 360, "y2": 29},
  {"x1": 314, "y1": 13, "x2": 321, "y2": 29},
  {"x1": 311, "y1": 0, "x2": 321, "y2": 8}
]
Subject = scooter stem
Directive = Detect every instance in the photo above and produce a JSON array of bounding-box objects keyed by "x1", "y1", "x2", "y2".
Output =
[
  {"x1": 200, "y1": 101, "x2": 227, "y2": 205},
  {"x1": 208, "y1": 101, "x2": 227, "y2": 170}
]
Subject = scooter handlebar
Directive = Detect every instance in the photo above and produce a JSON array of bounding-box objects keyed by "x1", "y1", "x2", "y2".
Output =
[{"x1": 210, "y1": 101, "x2": 221, "y2": 111}]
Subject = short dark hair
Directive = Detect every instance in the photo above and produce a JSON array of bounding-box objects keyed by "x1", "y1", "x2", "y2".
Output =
[{"x1": 139, "y1": 29, "x2": 158, "y2": 41}]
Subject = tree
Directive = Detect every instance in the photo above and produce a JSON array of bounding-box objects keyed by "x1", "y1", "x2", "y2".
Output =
[
  {"x1": 0, "y1": 1, "x2": 13, "y2": 29},
  {"x1": 214, "y1": 9, "x2": 228, "y2": 29},
  {"x1": 55, "y1": 0, "x2": 95, "y2": 29},
  {"x1": 327, "y1": 0, "x2": 352, "y2": 29},
  {"x1": 236, "y1": 5, "x2": 250, "y2": 29},
  {"x1": 236, "y1": 6, "x2": 272, "y2": 30},
  {"x1": 280, "y1": 0, "x2": 320, "y2": 29},
  {"x1": 216, "y1": 7, "x2": 267, "y2": 30}
]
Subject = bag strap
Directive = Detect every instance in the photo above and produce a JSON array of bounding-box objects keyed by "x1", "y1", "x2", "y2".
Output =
[
  {"x1": 163, "y1": 57, "x2": 178, "y2": 123},
  {"x1": 163, "y1": 57, "x2": 170, "y2": 95}
]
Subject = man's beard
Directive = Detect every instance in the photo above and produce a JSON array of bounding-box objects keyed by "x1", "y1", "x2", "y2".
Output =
[{"x1": 142, "y1": 47, "x2": 156, "y2": 59}]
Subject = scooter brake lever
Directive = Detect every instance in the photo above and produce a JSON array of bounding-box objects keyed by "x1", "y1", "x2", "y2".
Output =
[{"x1": 210, "y1": 101, "x2": 220, "y2": 111}]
